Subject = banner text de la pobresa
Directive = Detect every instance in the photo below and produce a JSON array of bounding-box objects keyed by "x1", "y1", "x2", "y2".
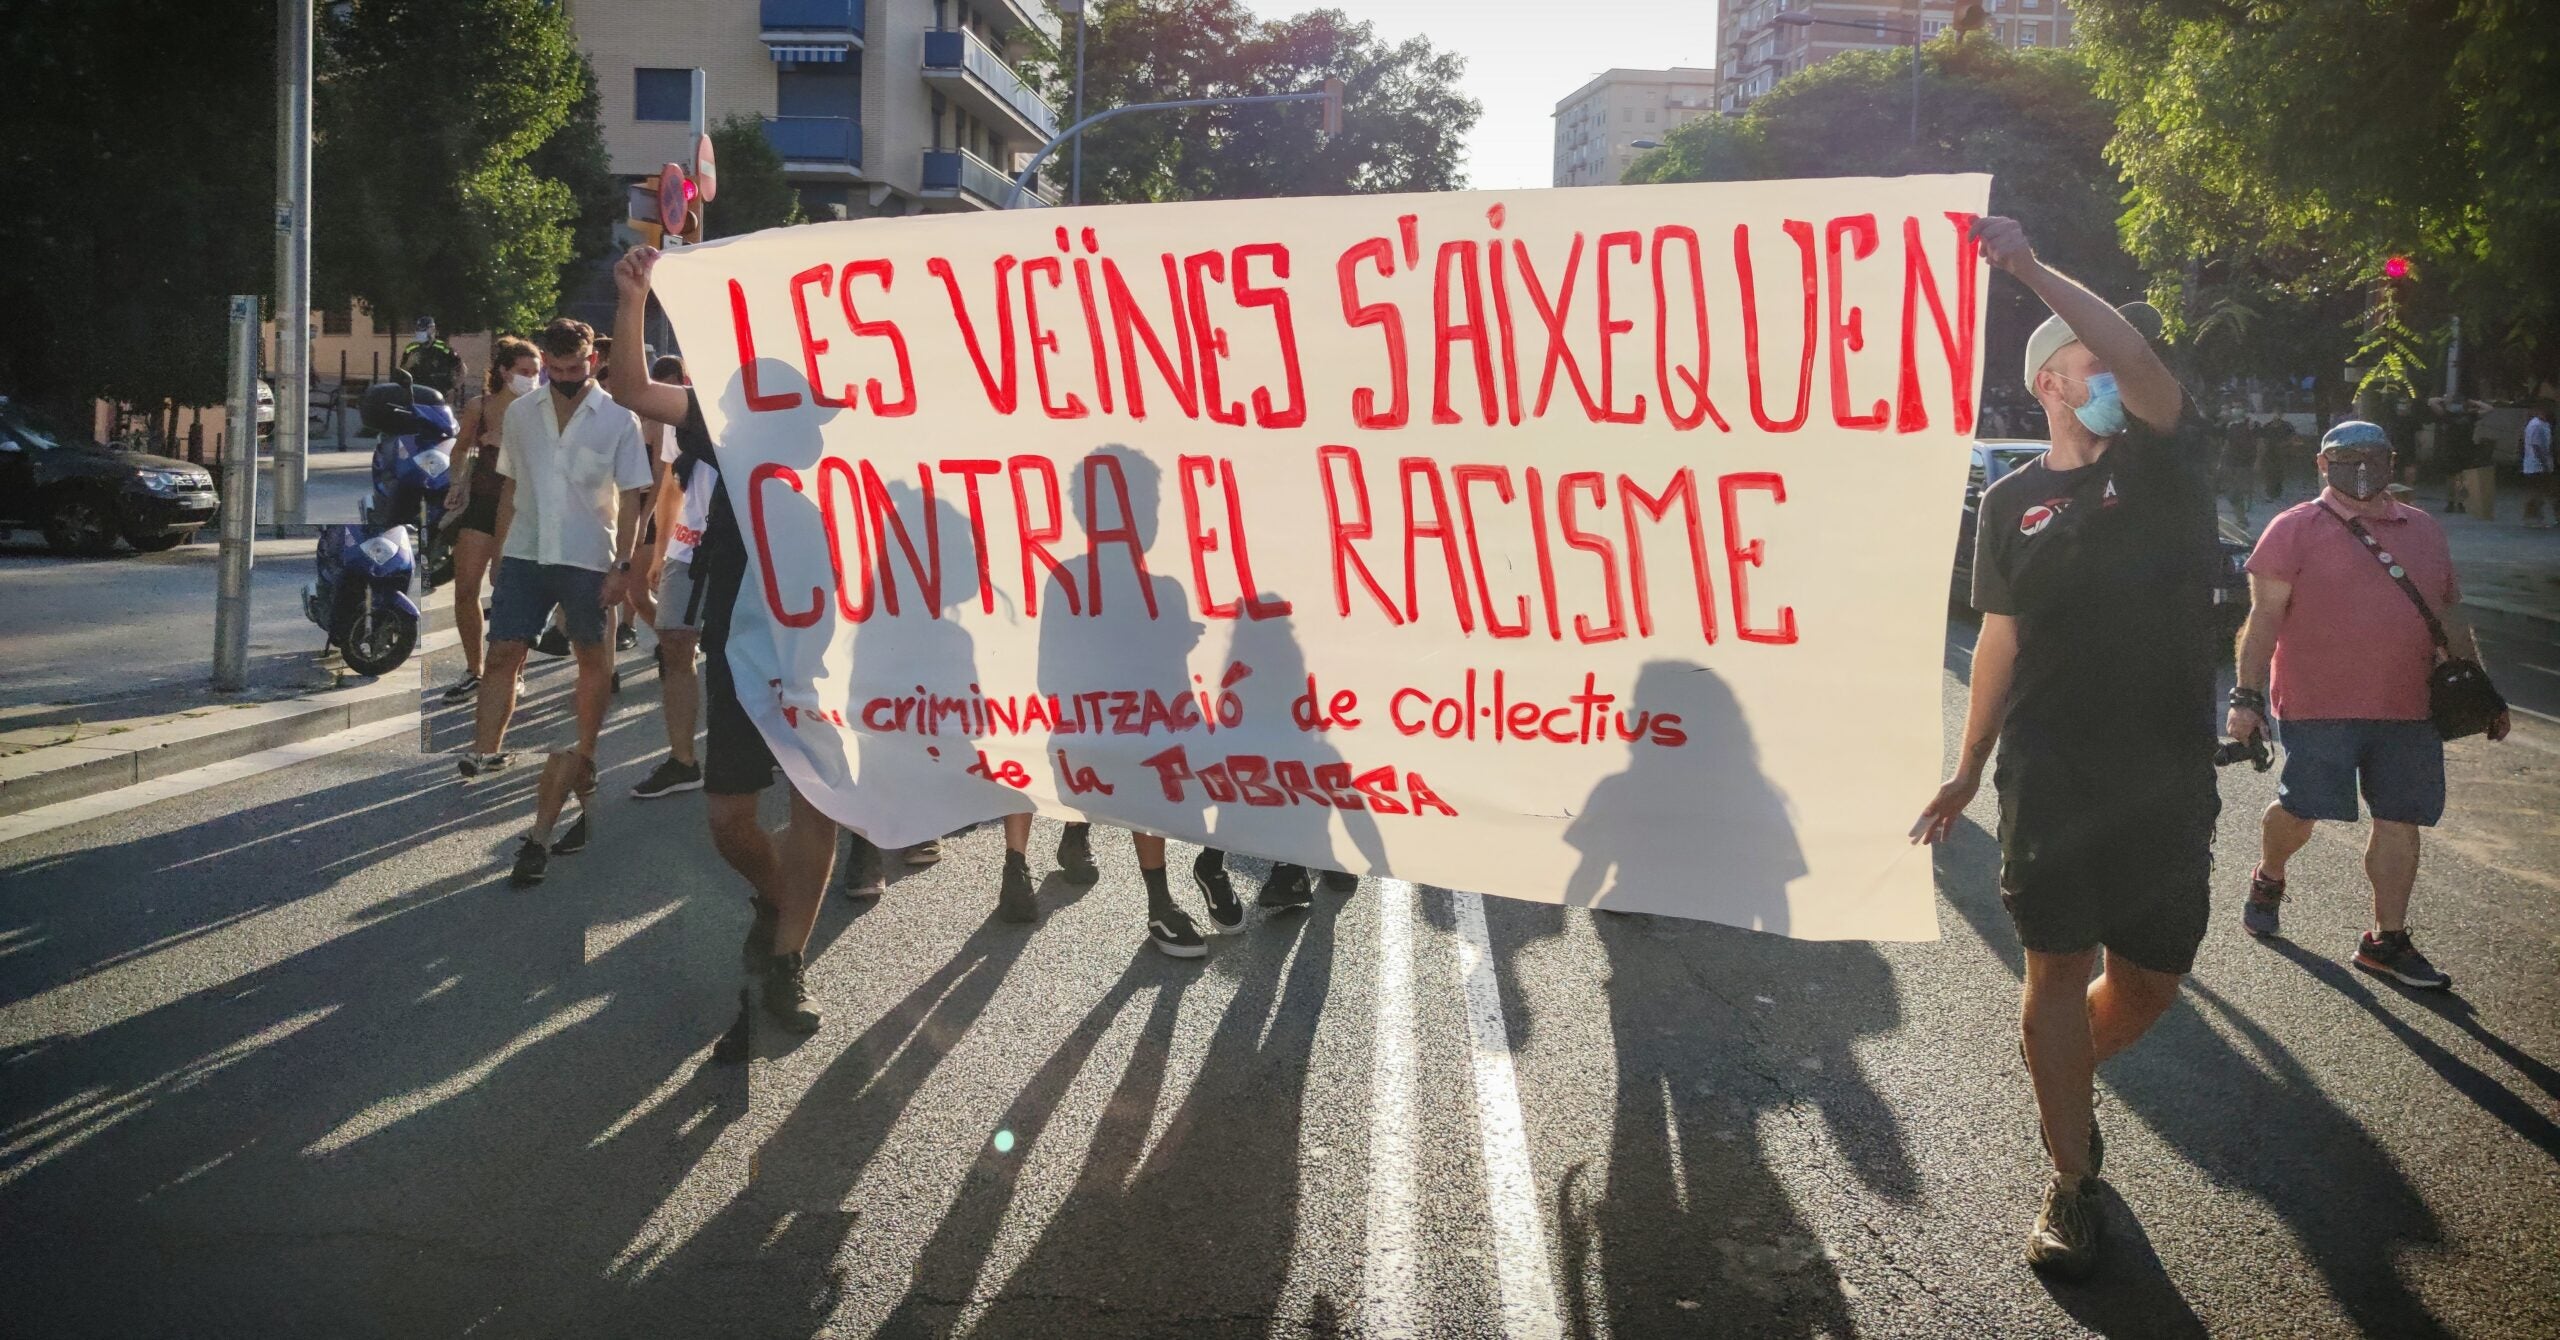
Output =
[{"x1": 652, "y1": 175, "x2": 1990, "y2": 940}]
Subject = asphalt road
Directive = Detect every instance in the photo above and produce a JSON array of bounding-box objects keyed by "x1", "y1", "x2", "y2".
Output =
[{"x1": 0, "y1": 622, "x2": 2554, "y2": 1338}]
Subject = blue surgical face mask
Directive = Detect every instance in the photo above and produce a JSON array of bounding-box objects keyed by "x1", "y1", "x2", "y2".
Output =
[{"x1": 2062, "y1": 372, "x2": 2127, "y2": 437}]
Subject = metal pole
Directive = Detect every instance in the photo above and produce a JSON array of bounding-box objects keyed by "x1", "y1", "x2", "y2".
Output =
[
  {"x1": 2444, "y1": 314, "x2": 2462, "y2": 399},
  {"x1": 1070, "y1": 7, "x2": 1087, "y2": 205},
  {"x1": 215, "y1": 297, "x2": 262, "y2": 693},
  {"x1": 1909, "y1": 30, "x2": 1920, "y2": 145},
  {"x1": 273, "y1": 0, "x2": 312, "y2": 524}
]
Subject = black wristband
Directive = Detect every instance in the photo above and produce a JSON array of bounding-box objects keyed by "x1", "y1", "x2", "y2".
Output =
[{"x1": 2228, "y1": 686, "x2": 2267, "y2": 713}]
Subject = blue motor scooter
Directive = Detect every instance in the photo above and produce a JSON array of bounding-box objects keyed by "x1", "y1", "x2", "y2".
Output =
[{"x1": 304, "y1": 373, "x2": 454, "y2": 677}]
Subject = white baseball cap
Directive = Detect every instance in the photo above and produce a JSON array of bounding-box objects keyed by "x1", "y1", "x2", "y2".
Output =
[{"x1": 2021, "y1": 301, "x2": 2164, "y2": 391}]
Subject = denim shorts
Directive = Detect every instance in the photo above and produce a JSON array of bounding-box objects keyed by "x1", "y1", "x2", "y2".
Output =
[
  {"x1": 488, "y1": 557, "x2": 608, "y2": 645},
  {"x1": 2275, "y1": 718, "x2": 2446, "y2": 826}
]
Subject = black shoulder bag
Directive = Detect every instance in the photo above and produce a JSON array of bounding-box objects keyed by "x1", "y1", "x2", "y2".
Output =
[{"x1": 2322, "y1": 505, "x2": 2506, "y2": 740}]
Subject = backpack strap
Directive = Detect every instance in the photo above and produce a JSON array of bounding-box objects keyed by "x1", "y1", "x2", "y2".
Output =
[{"x1": 2320, "y1": 503, "x2": 2448, "y2": 652}]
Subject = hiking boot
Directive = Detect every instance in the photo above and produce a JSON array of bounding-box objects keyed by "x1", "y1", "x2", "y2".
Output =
[
  {"x1": 1320, "y1": 869, "x2": 1359, "y2": 894},
  {"x1": 631, "y1": 757, "x2": 704, "y2": 799},
  {"x1": 550, "y1": 813, "x2": 590, "y2": 855},
  {"x1": 1258, "y1": 863, "x2": 1314, "y2": 912},
  {"x1": 1195, "y1": 851, "x2": 1244, "y2": 931},
  {"x1": 1148, "y1": 905, "x2": 1207, "y2": 959},
  {"x1": 2025, "y1": 1173, "x2": 2105, "y2": 1280},
  {"x1": 761, "y1": 951, "x2": 821, "y2": 1033},
  {"x1": 1055, "y1": 823, "x2": 1098, "y2": 886},
  {"x1": 2242, "y1": 868, "x2": 2285, "y2": 938},
  {"x1": 439, "y1": 673, "x2": 481, "y2": 706},
  {"x1": 458, "y1": 751, "x2": 511, "y2": 781},
  {"x1": 997, "y1": 851, "x2": 1039, "y2": 924},
  {"x1": 508, "y1": 837, "x2": 549, "y2": 888},
  {"x1": 904, "y1": 838, "x2": 944, "y2": 867},
  {"x1": 843, "y1": 840, "x2": 887, "y2": 901},
  {"x1": 742, "y1": 898, "x2": 779, "y2": 972},
  {"x1": 2356, "y1": 929, "x2": 2453, "y2": 990}
]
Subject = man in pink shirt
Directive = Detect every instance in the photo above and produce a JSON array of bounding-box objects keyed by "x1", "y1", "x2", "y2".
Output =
[{"x1": 2228, "y1": 421, "x2": 2511, "y2": 989}]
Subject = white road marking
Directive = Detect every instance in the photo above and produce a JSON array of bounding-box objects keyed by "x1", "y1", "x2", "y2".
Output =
[
  {"x1": 1449, "y1": 890, "x2": 1564, "y2": 1340},
  {"x1": 0, "y1": 711, "x2": 420, "y2": 847},
  {"x1": 1363, "y1": 879, "x2": 1423, "y2": 1340}
]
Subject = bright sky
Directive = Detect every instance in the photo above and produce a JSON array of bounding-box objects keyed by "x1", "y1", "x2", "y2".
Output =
[{"x1": 1238, "y1": 0, "x2": 1724, "y2": 190}]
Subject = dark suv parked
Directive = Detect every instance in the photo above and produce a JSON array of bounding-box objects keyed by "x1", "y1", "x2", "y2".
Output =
[{"x1": 0, "y1": 397, "x2": 219, "y2": 554}]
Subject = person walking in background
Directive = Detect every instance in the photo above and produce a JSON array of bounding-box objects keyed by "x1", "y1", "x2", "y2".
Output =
[
  {"x1": 2520, "y1": 402, "x2": 2553, "y2": 527},
  {"x1": 462, "y1": 319, "x2": 655, "y2": 888},
  {"x1": 2219, "y1": 411, "x2": 2257, "y2": 526},
  {"x1": 628, "y1": 353, "x2": 707, "y2": 801},
  {"x1": 2432, "y1": 390, "x2": 2492, "y2": 517},
  {"x1": 2256, "y1": 417, "x2": 2296, "y2": 502},
  {"x1": 1912, "y1": 216, "x2": 2219, "y2": 1282},
  {"x1": 399, "y1": 317, "x2": 464, "y2": 400},
  {"x1": 2229, "y1": 421, "x2": 2509, "y2": 988},
  {"x1": 435, "y1": 335, "x2": 540, "y2": 707}
]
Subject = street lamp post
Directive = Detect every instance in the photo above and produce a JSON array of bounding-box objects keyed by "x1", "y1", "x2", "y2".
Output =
[
  {"x1": 1058, "y1": 0, "x2": 1089, "y2": 205},
  {"x1": 1004, "y1": 85, "x2": 1339, "y2": 209},
  {"x1": 1775, "y1": 10, "x2": 1920, "y2": 146}
]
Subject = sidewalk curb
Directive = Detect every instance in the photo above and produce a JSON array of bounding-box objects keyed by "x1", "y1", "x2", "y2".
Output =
[
  {"x1": 0, "y1": 676, "x2": 420, "y2": 819},
  {"x1": 2462, "y1": 598, "x2": 2559, "y2": 641}
]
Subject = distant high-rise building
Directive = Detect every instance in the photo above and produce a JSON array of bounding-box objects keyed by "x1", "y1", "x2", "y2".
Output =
[
  {"x1": 1719, "y1": 0, "x2": 2075, "y2": 114},
  {"x1": 1552, "y1": 67, "x2": 1720, "y2": 187}
]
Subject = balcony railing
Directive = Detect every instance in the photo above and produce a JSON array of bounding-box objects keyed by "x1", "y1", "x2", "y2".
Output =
[
  {"x1": 761, "y1": 0, "x2": 863, "y2": 35},
  {"x1": 923, "y1": 148, "x2": 1053, "y2": 208},
  {"x1": 985, "y1": 0, "x2": 1063, "y2": 48},
  {"x1": 763, "y1": 116, "x2": 862, "y2": 172},
  {"x1": 922, "y1": 28, "x2": 1058, "y2": 140}
]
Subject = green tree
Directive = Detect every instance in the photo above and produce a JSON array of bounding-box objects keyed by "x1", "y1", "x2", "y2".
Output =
[
  {"x1": 312, "y1": 0, "x2": 615, "y2": 339},
  {"x1": 704, "y1": 114, "x2": 806, "y2": 239},
  {"x1": 1627, "y1": 42, "x2": 2140, "y2": 392},
  {"x1": 0, "y1": 0, "x2": 279, "y2": 415},
  {"x1": 2074, "y1": 0, "x2": 2560, "y2": 398},
  {"x1": 1032, "y1": 0, "x2": 1478, "y2": 203}
]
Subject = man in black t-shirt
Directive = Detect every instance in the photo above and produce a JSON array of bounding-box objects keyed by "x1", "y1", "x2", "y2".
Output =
[
  {"x1": 608, "y1": 246, "x2": 835, "y2": 1042},
  {"x1": 1913, "y1": 217, "x2": 2221, "y2": 1282}
]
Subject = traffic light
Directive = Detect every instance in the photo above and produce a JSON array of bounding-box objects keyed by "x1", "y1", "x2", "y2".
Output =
[
  {"x1": 1321, "y1": 77, "x2": 1344, "y2": 137},
  {"x1": 2383, "y1": 255, "x2": 2411, "y2": 280}
]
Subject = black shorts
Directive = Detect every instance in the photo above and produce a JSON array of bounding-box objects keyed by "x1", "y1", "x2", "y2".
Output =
[
  {"x1": 698, "y1": 562, "x2": 779, "y2": 797},
  {"x1": 1994, "y1": 745, "x2": 2219, "y2": 975},
  {"x1": 458, "y1": 480, "x2": 501, "y2": 535}
]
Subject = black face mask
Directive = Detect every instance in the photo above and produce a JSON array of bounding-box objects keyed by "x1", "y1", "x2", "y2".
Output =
[
  {"x1": 549, "y1": 373, "x2": 587, "y2": 398},
  {"x1": 2325, "y1": 454, "x2": 2388, "y2": 500}
]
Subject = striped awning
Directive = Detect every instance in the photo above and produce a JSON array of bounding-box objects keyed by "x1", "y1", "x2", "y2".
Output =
[{"x1": 766, "y1": 42, "x2": 850, "y2": 63}]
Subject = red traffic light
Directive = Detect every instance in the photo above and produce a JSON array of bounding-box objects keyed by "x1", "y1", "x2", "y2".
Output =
[{"x1": 2383, "y1": 255, "x2": 2410, "y2": 279}]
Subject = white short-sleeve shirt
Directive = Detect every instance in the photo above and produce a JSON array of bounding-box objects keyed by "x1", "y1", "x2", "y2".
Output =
[
  {"x1": 657, "y1": 438, "x2": 718, "y2": 565},
  {"x1": 497, "y1": 385, "x2": 654, "y2": 571}
]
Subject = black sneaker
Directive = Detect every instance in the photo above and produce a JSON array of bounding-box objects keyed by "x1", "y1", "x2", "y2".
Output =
[
  {"x1": 509, "y1": 837, "x2": 549, "y2": 887},
  {"x1": 1320, "y1": 869, "x2": 1359, "y2": 894},
  {"x1": 439, "y1": 674, "x2": 481, "y2": 706},
  {"x1": 1258, "y1": 863, "x2": 1314, "y2": 912},
  {"x1": 998, "y1": 851, "x2": 1039, "y2": 923},
  {"x1": 1195, "y1": 851, "x2": 1244, "y2": 931},
  {"x1": 616, "y1": 624, "x2": 639, "y2": 652},
  {"x1": 458, "y1": 751, "x2": 511, "y2": 781},
  {"x1": 761, "y1": 951, "x2": 822, "y2": 1033},
  {"x1": 2025, "y1": 1173, "x2": 2105, "y2": 1280},
  {"x1": 2242, "y1": 868, "x2": 2285, "y2": 938},
  {"x1": 631, "y1": 758, "x2": 704, "y2": 799},
  {"x1": 1148, "y1": 906, "x2": 1207, "y2": 959},
  {"x1": 1055, "y1": 823, "x2": 1099, "y2": 886},
  {"x1": 843, "y1": 839, "x2": 887, "y2": 901},
  {"x1": 534, "y1": 625, "x2": 571, "y2": 657},
  {"x1": 550, "y1": 813, "x2": 589, "y2": 855},
  {"x1": 2356, "y1": 929, "x2": 2453, "y2": 990},
  {"x1": 742, "y1": 898, "x2": 778, "y2": 972}
]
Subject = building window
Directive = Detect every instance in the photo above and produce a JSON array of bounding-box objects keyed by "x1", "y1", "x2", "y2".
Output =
[
  {"x1": 1645, "y1": 109, "x2": 1657, "y2": 123},
  {"x1": 2019, "y1": 20, "x2": 2039, "y2": 44},
  {"x1": 320, "y1": 305, "x2": 351, "y2": 337},
  {"x1": 634, "y1": 68, "x2": 689, "y2": 122}
]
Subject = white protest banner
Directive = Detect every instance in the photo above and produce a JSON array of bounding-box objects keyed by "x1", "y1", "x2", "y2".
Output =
[{"x1": 650, "y1": 174, "x2": 1989, "y2": 941}]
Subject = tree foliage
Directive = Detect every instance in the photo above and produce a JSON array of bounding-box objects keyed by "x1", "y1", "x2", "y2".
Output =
[
  {"x1": 704, "y1": 114, "x2": 806, "y2": 240},
  {"x1": 1, "y1": 0, "x2": 280, "y2": 413},
  {"x1": 313, "y1": 0, "x2": 616, "y2": 339},
  {"x1": 1032, "y1": 0, "x2": 1478, "y2": 203},
  {"x1": 2073, "y1": 0, "x2": 2560, "y2": 396},
  {"x1": 1626, "y1": 41, "x2": 2139, "y2": 387}
]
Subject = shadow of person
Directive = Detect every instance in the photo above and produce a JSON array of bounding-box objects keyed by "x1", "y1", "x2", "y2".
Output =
[
  {"x1": 1933, "y1": 817, "x2": 2453, "y2": 1338},
  {"x1": 879, "y1": 888, "x2": 1339, "y2": 1337},
  {"x1": 1562, "y1": 660, "x2": 1805, "y2": 933},
  {"x1": 1201, "y1": 597, "x2": 1387, "y2": 880},
  {"x1": 2261, "y1": 937, "x2": 2560, "y2": 1161}
]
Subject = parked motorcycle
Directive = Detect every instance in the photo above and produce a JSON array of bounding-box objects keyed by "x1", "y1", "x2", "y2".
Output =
[{"x1": 304, "y1": 374, "x2": 453, "y2": 677}]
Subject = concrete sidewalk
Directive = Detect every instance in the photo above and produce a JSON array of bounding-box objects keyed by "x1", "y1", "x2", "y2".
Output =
[{"x1": 2226, "y1": 479, "x2": 2560, "y2": 637}]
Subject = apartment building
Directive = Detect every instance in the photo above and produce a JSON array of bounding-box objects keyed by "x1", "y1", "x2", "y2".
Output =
[
  {"x1": 1552, "y1": 68, "x2": 1720, "y2": 187},
  {"x1": 1720, "y1": 0, "x2": 2074, "y2": 113},
  {"x1": 566, "y1": 0, "x2": 1065, "y2": 220}
]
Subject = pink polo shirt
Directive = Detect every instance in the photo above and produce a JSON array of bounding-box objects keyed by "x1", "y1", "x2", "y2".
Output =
[{"x1": 2246, "y1": 495, "x2": 2459, "y2": 722}]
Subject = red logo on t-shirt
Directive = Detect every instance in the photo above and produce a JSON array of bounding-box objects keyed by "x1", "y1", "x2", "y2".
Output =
[{"x1": 2020, "y1": 501, "x2": 2066, "y2": 536}]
